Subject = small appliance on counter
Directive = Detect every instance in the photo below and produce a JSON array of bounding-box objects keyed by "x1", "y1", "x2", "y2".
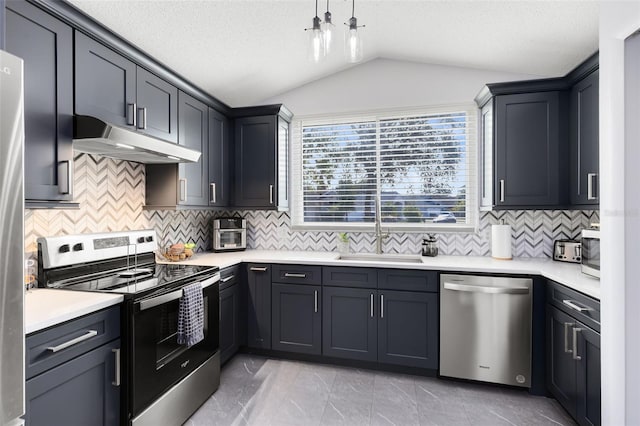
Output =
[
  {"x1": 553, "y1": 239, "x2": 581, "y2": 263},
  {"x1": 422, "y1": 235, "x2": 438, "y2": 257},
  {"x1": 581, "y1": 224, "x2": 600, "y2": 278},
  {"x1": 213, "y1": 217, "x2": 246, "y2": 252}
]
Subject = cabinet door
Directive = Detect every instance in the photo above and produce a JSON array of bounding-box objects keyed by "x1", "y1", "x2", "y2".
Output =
[
  {"x1": 136, "y1": 67, "x2": 178, "y2": 143},
  {"x1": 220, "y1": 284, "x2": 240, "y2": 365},
  {"x1": 75, "y1": 31, "x2": 136, "y2": 128},
  {"x1": 322, "y1": 287, "x2": 377, "y2": 362},
  {"x1": 208, "y1": 108, "x2": 231, "y2": 207},
  {"x1": 576, "y1": 325, "x2": 601, "y2": 426},
  {"x1": 495, "y1": 92, "x2": 563, "y2": 207},
  {"x1": 5, "y1": 1, "x2": 74, "y2": 202},
  {"x1": 246, "y1": 264, "x2": 272, "y2": 349},
  {"x1": 25, "y1": 339, "x2": 120, "y2": 426},
  {"x1": 272, "y1": 283, "x2": 321, "y2": 355},
  {"x1": 234, "y1": 116, "x2": 276, "y2": 208},
  {"x1": 570, "y1": 70, "x2": 599, "y2": 206},
  {"x1": 546, "y1": 305, "x2": 578, "y2": 419},
  {"x1": 178, "y1": 91, "x2": 209, "y2": 206},
  {"x1": 378, "y1": 291, "x2": 438, "y2": 369}
]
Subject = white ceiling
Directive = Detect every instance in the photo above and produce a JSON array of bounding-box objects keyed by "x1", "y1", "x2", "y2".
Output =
[{"x1": 67, "y1": 0, "x2": 600, "y2": 107}]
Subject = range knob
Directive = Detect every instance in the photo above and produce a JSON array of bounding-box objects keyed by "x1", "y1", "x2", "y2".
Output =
[
  {"x1": 58, "y1": 244, "x2": 70, "y2": 253},
  {"x1": 137, "y1": 237, "x2": 145, "y2": 244},
  {"x1": 145, "y1": 236, "x2": 153, "y2": 242},
  {"x1": 73, "y1": 243, "x2": 84, "y2": 251}
]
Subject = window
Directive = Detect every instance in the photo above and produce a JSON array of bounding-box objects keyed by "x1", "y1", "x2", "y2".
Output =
[{"x1": 291, "y1": 105, "x2": 478, "y2": 231}]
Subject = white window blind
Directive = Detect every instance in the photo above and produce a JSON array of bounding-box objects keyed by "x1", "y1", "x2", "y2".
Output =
[{"x1": 291, "y1": 105, "x2": 477, "y2": 231}]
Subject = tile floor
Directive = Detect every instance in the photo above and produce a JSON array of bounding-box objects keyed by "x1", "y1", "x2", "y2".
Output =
[{"x1": 186, "y1": 354, "x2": 575, "y2": 426}]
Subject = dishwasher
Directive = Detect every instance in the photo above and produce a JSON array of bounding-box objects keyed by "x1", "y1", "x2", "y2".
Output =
[{"x1": 440, "y1": 274, "x2": 532, "y2": 387}]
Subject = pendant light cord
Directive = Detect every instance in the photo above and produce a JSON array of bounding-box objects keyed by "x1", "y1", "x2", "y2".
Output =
[
  {"x1": 352, "y1": 0, "x2": 355, "y2": 18},
  {"x1": 315, "y1": 0, "x2": 319, "y2": 17}
]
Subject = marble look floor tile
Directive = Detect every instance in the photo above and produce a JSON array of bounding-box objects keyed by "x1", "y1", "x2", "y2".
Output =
[
  {"x1": 370, "y1": 400, "x2": 419, "y2": 426},
  {"x1": 320, "y1": 395, "x2": 372, "y2": 426}
]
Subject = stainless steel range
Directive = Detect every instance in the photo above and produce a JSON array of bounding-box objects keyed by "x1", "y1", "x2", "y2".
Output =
[{"x1": 37, "y1": 230, "x2": 220, "y2": 426}]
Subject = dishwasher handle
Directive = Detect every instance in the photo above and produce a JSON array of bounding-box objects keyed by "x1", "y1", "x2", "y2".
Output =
[{"x1": 443, "y1": 282, "x2": 529, "y2": 295}]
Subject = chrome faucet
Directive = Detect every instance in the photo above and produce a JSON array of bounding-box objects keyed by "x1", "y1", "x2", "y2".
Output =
[{"x1": 374, "y1": 195, "x2": 388, "y2": 254}]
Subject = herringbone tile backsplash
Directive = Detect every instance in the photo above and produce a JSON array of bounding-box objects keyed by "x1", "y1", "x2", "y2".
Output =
[{"x1": 25, "y1": 154, "x2": 599, "y2": 262}]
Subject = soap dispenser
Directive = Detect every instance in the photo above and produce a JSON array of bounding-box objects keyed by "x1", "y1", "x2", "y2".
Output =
[{"x1": 422, "y1": 234, "x2": 438, "y2": 257}]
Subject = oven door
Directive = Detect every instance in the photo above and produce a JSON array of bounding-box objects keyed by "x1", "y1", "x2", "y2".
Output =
[{"x1": 131, "y1": 275, "x2": 219, "y2": 416}]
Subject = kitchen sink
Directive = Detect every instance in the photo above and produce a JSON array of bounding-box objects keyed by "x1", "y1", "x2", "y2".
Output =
[{"x1": 337, "y1": 253, "x2": 424, "y2": 264}]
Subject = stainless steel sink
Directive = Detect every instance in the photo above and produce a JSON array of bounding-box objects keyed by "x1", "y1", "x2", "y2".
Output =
[{"x1": 337, "y1": 253, "x2": 424, "y2": 264}]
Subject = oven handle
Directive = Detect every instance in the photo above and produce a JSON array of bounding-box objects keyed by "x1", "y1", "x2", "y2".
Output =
[{"x1": 137, "y1": 273, "x2": 220, "y2": 312}]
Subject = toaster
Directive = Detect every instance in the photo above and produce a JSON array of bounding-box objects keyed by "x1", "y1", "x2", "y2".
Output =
[{"x1": 553, "y1": 239, "x2": 581, "y2": 263}]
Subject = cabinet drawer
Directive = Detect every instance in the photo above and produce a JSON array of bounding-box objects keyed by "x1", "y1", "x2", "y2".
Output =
[
  {"x1": 378, "y1": 269, "x2": 437, "y2": 292},
  {"x1": 220, "y1": 265, "x2": 240, "y2": 290},
  {"x1": 322, "y1": 267, "x2": 377, "y2": 289},
  {"x1": 26, "y1": 306, "x2": 120, "y2": 380},
  {"x1": 272, "y1": 264, "x2": 322, "y2": 285},
  {"x1": 547, "y1": 280, "x2": 600, "y2": 332}
]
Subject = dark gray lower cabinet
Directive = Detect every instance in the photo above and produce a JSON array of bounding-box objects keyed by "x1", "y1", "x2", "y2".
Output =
[
  {"x1": 547, "y1": 304, "x2": 601, "y2": 426},
  {"x1": 220, "y1": 283, "x2": 241, "y2": 364},
  {"x1": 247, "y1": 264, "x2": 272, "y2": 349},
  {"x1": 378, "y1": 290, "x2": 438, "y2": 369},
  {"x1": 322, "y1": 286, "x2": 377, "y2": 362},
  {"x1": 272, "y1": 283, "x2": 321, "y2": 355},
  {"x1": 25, "y1": 338, "x2": 120, "y2": 426}
]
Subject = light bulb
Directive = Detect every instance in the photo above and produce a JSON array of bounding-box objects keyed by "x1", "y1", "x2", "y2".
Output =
[
  {"x1": 322, "y1": 11, "x2": 334, "y2": 55},
  {"x1": 308, "y1": 16, "x2": 324, "y2": 63},
  {"x1": 345, "y1": 25, "x2": 362, "y2": 63}
]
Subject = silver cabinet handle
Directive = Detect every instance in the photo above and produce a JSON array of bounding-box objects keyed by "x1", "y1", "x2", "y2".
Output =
[
  {"x1": 564, "y1": 322, "x2": 574, "y2": 353},
  {"x1": 137, "y1": 107, "x2": 147, "y2": 130},
  {"x1": 250, "y1": 267, "x2": 268, "y2": 272},
  {"x1": 499, "y1": 179, "x2": 505, "y2": 203},
  {"x1": 380, "y1": 294, "x2": 384, "y2": 318},
  {"x1": 444, "y1": 282, "x2": 529, "y2": 295},
  {"x1": 563, "y1": 299, "x2": 591, "y2": 312},
  {"x1": 210, "y1": 183, "x2": 217, "y2": 204},
  {"x1": 572, "y1": 327, "x2": 582, "y2": 360},
  {"x1": 221, "y1": 275, "x2": 234, "y2": 283},
  {"x1": 284, "y1": 273, "x2": 306, "y2": 278},
  {"x1": 269, "y1": 185, "x2": 274, "y2": 204},
  {"x1": 127, "y1": 103, "x2": 137, "y2": 126},
  {"x1": 178, "y1": 178, "x2": 187, "y2": 202},
  {"x1": 112, "y1": 348, "x2": 121, "y2": 386},
  {"x1": 57, "y1": 160, "x2": 72, "y2": 195},
  {"x1": 139, "y1": 274, "x2": 219, "y2": 311},
  {"x1": 587, "y1": 173, "x2": 598, "y2": 200},
  {"x1": 370, "y1": 294, "x2": 374, "y2": 318},
  {"x1": 314, "y1": 290, "x2": 318, "y2": 313},
  {"x1": 47, "y1": 330, "x2": 98, "y2": 353}
]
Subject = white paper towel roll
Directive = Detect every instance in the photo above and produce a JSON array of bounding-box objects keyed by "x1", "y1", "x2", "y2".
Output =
[{"x1": 491, "y1": 224, "x2": 512, "y2": 260}]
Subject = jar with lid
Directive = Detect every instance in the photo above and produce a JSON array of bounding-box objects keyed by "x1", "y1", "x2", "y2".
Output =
[{"x1": 422, "y1": 234, "x2": 438, "y2": 257}]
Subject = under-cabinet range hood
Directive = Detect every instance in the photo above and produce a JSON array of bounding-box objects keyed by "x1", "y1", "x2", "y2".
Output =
[{"x1": 73, "y1": 115, "x2": 201, "y2": 164}]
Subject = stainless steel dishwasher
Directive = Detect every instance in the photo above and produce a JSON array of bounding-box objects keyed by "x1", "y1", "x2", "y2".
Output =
[{"x1": 440, "y1": 274, "x2": 532, "y2": 387}]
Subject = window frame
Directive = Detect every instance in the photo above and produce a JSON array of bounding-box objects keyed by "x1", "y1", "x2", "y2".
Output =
[{"x1": 290, "y1": 104, "x2": 479, "y2": 233}]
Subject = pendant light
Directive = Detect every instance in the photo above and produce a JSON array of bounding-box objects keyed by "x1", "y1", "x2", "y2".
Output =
[
  {"x1": 321, "y1": 0, "x2": 335, "y2": 55},
  {"x1": 305, "y1": 0, "x2": 324, "y2": 63},
  {"x1": 344, "y1": 0, "x2": 364, "y2": 63}
]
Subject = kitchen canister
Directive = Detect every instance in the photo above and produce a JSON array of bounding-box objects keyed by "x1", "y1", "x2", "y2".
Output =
[{"x1": 491, "y1": 221, "x2": 512, "y2": 260}]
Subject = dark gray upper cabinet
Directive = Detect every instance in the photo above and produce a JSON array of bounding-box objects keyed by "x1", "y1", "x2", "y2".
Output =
[
  {"x1": 137, "y1": 67, "x2": 179, "y2": 143},
  {"x1": 5, "y1": 0, "x2": 74, "y2": 202},
  {"x1": 570, "y1": 70, "x2": 599, "y2": 206},
  {"x1": 377, "y1": 290, "x2": 438, "y2": 369},
  {"x1": 271, "y1": 283, "x2": 321, "y2": 355},
  {"x1": 494, "y1": 91, "x2": 567, "y2": 208},
  {"x1": 178, "y1": 91, "x2": 209, "y2": 206},
  {"x1": 208, "y1": 108, "x2": 232, "y2": 207},
  {"x1": 322, "y1": 286, "x2": 378, "y2": 362},
  {"x1": 246, "y1": 263, "x2": 272, "y2": 349},
  {"x1": 234, "y1": 107, "x2": 291, "y2": 210},
  {"x1": 75, "y1": 31, "x2": 178, "y2": 144},
  {"x1": 75, "y1": 31, "x2": 136, "y2": 128}
]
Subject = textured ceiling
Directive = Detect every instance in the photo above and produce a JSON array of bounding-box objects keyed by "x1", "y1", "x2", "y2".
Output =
[{"x1": 67, "y1": 0, "x2": 599, "y2": 107}]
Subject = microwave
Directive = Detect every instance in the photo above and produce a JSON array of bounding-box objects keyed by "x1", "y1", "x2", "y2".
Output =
[
  {"x1": 581, "y1": 227, "x2": 600, "y2": 278},
  {"x1": 213, "y1": 218, "x2": 246, "y2": 252}
]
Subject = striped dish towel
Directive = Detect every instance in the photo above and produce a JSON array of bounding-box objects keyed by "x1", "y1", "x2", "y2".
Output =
[{"x1": 177, "y1": 282, "x2": 204, "y2": 346}]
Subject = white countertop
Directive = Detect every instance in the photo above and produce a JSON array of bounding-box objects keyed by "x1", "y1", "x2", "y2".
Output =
[
  {"x1": 160, "y1": 250, "x2": 601, "y2": 300},
  {"x1": 25, "y1": 289, "x2": 124, "y2": 335}
]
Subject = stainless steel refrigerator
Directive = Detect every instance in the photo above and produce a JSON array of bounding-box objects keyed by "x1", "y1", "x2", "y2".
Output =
[{"x1": 0, "y1": 49, "x2": 25, "y2": 425}]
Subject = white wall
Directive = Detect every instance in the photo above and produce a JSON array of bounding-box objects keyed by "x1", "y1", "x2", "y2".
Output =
[
  {"x1": 600, "y1": 2, "x2": 640, "y2": 425},
  {"x1": 261, "y1": 58, "x2": 540, "y2": 116}
]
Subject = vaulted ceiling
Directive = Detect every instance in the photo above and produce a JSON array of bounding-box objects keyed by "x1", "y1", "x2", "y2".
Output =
[{"x1": 67, "y1": 0, "x2": 600, "y2": 107}]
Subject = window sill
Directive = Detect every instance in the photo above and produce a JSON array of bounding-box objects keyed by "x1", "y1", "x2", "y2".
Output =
[{"x1": 290, "y1": 224, "x2": 478, "y2": 233}]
